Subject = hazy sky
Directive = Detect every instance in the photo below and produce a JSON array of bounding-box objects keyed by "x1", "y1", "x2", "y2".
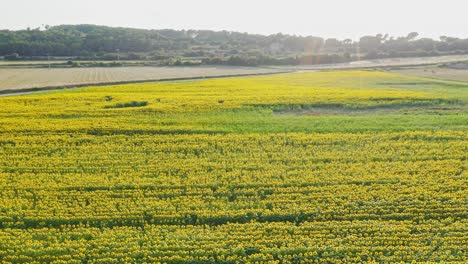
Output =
[{"x1": 2, "y1": 0, "x2": 467, "y2": 39}]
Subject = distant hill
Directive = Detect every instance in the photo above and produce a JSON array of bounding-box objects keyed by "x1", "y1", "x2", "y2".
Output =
[{"x1": 1, "y1": 25, "x2": 468, "y2": 66}]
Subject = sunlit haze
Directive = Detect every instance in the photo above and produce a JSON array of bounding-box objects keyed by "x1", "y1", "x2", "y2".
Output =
[{"x1": 2, "y1": 0, "x2": 467, "y2": 39}]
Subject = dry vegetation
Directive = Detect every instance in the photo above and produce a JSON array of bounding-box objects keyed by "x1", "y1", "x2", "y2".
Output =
[
  {"x1": 393, "y1": 65, "x2": 468, "y2": 82},
  {"x1": 270, "y1": 54, "x2": 468, "y2": 71}
]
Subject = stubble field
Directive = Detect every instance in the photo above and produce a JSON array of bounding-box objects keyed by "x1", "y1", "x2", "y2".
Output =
[{"x1": 393, "y1": 66, "x2": 468, "y2": 82}]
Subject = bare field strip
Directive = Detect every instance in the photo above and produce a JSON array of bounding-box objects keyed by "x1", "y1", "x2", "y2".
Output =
[
  {"x1": 0, "y1": 60, "x2": 67, "y2": 66},
  {"x1": 0, "y1": 60, "x2": 151, "y2": 68},
  {"x1": 0, "y1": 60, "x2": 146, "y2": 65},
  {"x1": 269, "y1": 54, "x2": 468, "y2": 71},
  {"x1": 392, "y1": 67, "x2": 468, "y2": 82},
  {"x1": 0, "y1": 66, "x2": 285, "y2": 92}
]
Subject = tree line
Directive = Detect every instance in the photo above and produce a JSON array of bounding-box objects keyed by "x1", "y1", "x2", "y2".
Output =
[{"x1": 1, "y1": 25, "x2": 468, "y2": 65}]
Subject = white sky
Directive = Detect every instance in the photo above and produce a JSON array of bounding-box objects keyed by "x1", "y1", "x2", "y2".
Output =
[{"x1": 2, "y1": 0, "x2": 467, "y2": 40}]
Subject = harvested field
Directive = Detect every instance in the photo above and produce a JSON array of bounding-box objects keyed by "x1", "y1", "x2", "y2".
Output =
[
  {"x1": 0, "y1": 66, "x2": 284, "y2": 92},
  {"x1": 392, "y1": 66, "x2": 468, "y2": 82},
  {"x1": 270, "y1": 54, "x2": 468, "y2": 71}
]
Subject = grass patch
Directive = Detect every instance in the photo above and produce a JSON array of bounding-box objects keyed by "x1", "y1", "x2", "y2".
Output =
[
  {"x1": 379, "y1": 81, "x2": 467, "y2": 88},
  {"x1": 104, "y1": 101, "x2": 148, "y2": 109},
  {"x1": 249, "y1": 98, "x2": 462, "y2": 114}
]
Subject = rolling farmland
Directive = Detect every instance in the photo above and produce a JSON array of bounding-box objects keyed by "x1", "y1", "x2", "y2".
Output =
[
  {"x1": 2, "y1": 54, "x2": 468, "y2": 94},
  {"x1": 0, "y1": 71, "x2": 467, "y2": 263}
]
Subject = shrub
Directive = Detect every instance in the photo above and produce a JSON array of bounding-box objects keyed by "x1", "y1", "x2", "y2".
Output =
[{"x1": 4, "y1": 53, "x2": 21, "y2": 61}]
